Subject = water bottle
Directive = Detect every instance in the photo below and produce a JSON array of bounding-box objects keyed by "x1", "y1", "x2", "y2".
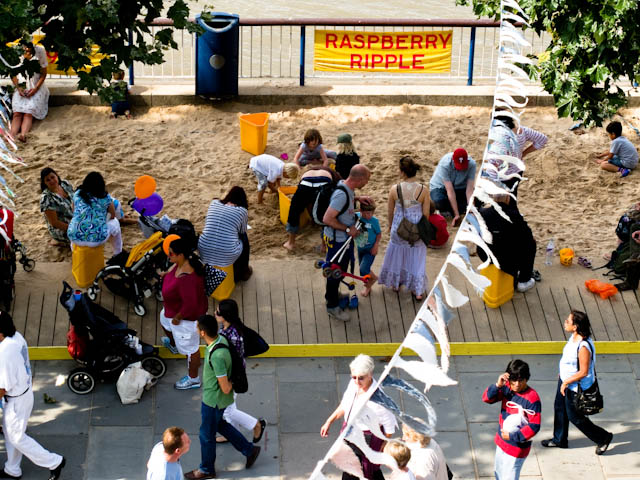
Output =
[{"x1": 545, "y1": 239, "x2": 555, "y2": 266}]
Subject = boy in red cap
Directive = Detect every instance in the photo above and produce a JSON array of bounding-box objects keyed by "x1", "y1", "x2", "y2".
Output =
[{"x1": 429, "y1": 149, "x2": 476, "y2": 227}]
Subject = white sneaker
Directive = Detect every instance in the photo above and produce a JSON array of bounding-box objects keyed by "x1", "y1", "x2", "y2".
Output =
[
  {"x1": 175, "y1": 375, "x2": 201, "y2": 390},
  {"x1": 327, "y1": 306, "x2": 350, "y2": 322},
  {"x1": 517, "y1": 278, "x2": 536, "y2": 293}
]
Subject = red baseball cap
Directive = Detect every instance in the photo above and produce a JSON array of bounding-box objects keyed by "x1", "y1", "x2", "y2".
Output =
[{"x1": 452, "y1": 148, "x2": 469, "y2": 170}]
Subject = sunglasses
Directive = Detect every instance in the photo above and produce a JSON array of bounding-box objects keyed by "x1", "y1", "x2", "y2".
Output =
[{"x1": 351, "y1": 375, "x2": 368, "y2": 381}]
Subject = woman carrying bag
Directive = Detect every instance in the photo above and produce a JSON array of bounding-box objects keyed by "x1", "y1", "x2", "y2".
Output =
[{"x1": 541, "y1": 310, "x2": 613, "y2": 455}]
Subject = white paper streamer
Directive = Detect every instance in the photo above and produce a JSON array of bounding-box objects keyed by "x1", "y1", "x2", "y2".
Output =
[
  {"x1": 393, "y1": 356, "x2": 457, "y2": 390},
  {"x1": 403, "y1": 332, "x2": 439, "y2": 366},
  {"x1": 345, "y1": 425, "x2": 398, "y2": 470},
  {"x1": 447, "y1": 251, "x2": 492, "y2": 295},
  {"x1": 439, "y1": 275, "x2": 469, "y2": 308}
]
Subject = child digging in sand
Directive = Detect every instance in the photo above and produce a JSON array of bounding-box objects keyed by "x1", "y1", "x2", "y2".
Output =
[
  {"x1": 249, "y1": 153, "x2": 299, "y2": 204},
  {"x1": 293, "y1": 128, "x2": 337, "y2": 167},
  {"x1": 356, "y1": 201, "x2": 381, "y2": 297},
  {"x1": 595, "y1": 121, "x2": 638, "y2": 177}
]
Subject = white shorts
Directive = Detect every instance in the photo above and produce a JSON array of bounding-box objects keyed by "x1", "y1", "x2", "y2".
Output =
[{"x1": 159, "y1": 309, "x2": 200, "y2": 355}]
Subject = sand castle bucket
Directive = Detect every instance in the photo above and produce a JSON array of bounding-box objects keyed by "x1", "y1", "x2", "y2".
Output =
[
  {"x1": 480, "y1": 264, "x2": 514, "y2": 308},
  {"x1": 72, "y1": 244, "x2": 105, "y2": 288},
  {"x1": 239, "y1": 113, "x2": 269, "y2": 155},
  {"x1": 278, "y1": 186, "x2": 310, "y2": 227},
  {"x1": 559, "y1": 248, "x2": 574, "y2": 266}
]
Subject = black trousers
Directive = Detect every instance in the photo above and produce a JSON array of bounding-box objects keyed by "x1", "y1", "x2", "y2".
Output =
[
  {"x1": 324, "y1": 235, "x2": 353, "y2": 308},
  {"x1": 233, "y1": 232, "x2": 251, "y2": 281},
  {"x1": 286, "y1": 181, "x2": 330, "y2": 233}
]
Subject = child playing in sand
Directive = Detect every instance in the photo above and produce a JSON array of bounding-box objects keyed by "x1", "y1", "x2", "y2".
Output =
[
  {"x1": 335, "y1": 133, "x2": 360, "y2": 180},
  {"x1": 293, "y1": 128, "x2": 337, "y2": 167},
  {"x1": 249, "y1": 153, "x2": 299, "y2": 204},
  {"x1": 110, "y1": 70, "x2": 131, "y2": 119},
  {"x1": 383, "y1": 440, "x2": 416, "y2": 480},
  {"x1": 355, "y1": 201, "x2": 381, "y2": 297},
  {"x1": 595, "y1": 121, "x2": 638, "y2": 177}
]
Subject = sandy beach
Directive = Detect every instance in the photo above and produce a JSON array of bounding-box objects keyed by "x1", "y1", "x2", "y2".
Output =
[{"x1": 9, "y1": 103, "x2": 640, "y2": 266}]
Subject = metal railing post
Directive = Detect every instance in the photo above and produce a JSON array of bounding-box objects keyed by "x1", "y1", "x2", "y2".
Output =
[
  {"x1": 467, "y1": 26, "x2": 476, "y2": 86},
  {"x1": 128, "y1": 29, "x2": 135, "y2": 85},
  {"x1": 299, "y1": 25, "x2": 306, "y2": 86}
]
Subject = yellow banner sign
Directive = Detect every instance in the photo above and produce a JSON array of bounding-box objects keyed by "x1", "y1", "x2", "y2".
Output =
[{"x1": 314, "y1": 29, "x2": 453, "y2": 73}]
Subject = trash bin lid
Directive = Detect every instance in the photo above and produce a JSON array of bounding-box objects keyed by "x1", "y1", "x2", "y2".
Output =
[{"x1": 196, "y1": 13, "x2": 239, "y2": 33}]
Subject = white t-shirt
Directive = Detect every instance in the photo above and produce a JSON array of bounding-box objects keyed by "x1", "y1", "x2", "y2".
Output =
[
  {"x1": 146, "y1": 442, "x2": 183, "y2": 480},
  {"x1": 407, "y1": 440, "x2": 448, "y2": 480},
  {"x1": 391, "y1": 468, "x2": 417, "y2": 480},
  {"x1": 340, "y1": 379, "x2": 397, "y2": 435},
  {"x1": 0, "y1": 332, "x2": 31, "y2": 396},
  {"x1": 249, "y1": 154, "x2": 284, "y2": 183}
]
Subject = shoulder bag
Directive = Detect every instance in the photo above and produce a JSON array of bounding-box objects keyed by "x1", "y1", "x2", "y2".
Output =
[
  {"x1": 574, "y1": 341, "x2": 604, "y2": 415},
  {"x1": 395, "y1": 184, "x2": 436, "y2": 246}
]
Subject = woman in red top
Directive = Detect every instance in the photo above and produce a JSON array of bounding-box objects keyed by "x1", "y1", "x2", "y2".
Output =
[{"x1": 160, "y1": 237, "x2": 208, "y2": 390}]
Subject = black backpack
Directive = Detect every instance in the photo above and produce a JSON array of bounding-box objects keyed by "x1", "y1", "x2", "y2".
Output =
[
  {"x1": 209, "y1": 337, "x2": 248, "y2": 394},
  {"x1": 312, "y1": 183, "x2": 350, "y2": 226}
]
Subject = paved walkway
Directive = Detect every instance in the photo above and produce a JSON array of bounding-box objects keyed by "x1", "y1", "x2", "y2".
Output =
[{"x1": 5, "y1": 355, "x2": 639, "y2": 480}]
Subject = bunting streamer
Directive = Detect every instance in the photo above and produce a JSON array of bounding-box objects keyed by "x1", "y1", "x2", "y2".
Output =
[
  {"x1": 309, "y1": 1, "x2": 533, "y2": 477},
  {"x1": 0, "y1": 87, "x2": 24, "y2": 213}
]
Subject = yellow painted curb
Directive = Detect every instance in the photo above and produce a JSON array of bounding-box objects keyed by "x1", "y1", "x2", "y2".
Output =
[{"x1": 28, "y1": 341, "x2": 640, "y2": 360}]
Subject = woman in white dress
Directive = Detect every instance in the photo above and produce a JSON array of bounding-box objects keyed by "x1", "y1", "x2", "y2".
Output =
[{"x1": 10, "y1": 42, "x2": 50, "y2": 142}]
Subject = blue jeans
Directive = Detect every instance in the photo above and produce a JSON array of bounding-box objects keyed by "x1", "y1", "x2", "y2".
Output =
[
  {"x1": 430, "y1": 187, "x2": 468, "y2": 215},
  {"x1": 199, "y1": 402, "x2": 253, "y2": 474},
  {"x1": 494, "y1": 446, "x2": 525, "y2": 480},
  {"x1": 358, "y1": 247, "x2": 375, "y2": 276},
  {"x1": 608, "y1": 155, "x2": 624, "y2": 168}
]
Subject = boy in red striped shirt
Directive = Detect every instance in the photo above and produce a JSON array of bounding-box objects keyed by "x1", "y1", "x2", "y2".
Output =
[{"x1": 483, "y1": 359, "x2": 541, "y2": 480}]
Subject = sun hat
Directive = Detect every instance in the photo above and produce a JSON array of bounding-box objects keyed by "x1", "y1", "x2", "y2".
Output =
[
  {"x1": 452, "y1": 148, "x2": 469, "y2": 171},
  {"x1": 337, "y1": 133, "x2": 352, "y2": 144}
]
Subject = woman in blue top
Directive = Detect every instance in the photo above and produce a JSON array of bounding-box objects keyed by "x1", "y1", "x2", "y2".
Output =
[
  {"x1": 541, "y1": 310, "x2": 613, "y2": 455},
  {"x1": 67, "y1": 172, "x2": 122, "y2": 254}
]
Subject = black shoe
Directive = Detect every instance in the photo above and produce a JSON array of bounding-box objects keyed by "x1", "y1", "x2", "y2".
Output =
[
  {"x1": 253, "y1": 418, "x2": 266, "y2": 443},
  {"x1": 246, "y1": 445, "x2": 261, "y2": 468},
  {"x1": 48, "y1": 457, "x2": 65, "y2": 480},
  {"x1": 541, "y1": 439, "x2": 568, "y2": 448},
  {"x1": 0, "y1": 469, "x2": 21, "y2": 479},
  {"x1": 596, "y1": 432, "x2": 613, "y2": 455}
]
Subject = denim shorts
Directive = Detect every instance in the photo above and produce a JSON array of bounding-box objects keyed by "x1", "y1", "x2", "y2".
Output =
[
  {"x1": 608, "y1": 155, "x2": 624, "y2": 168},
  {"x1": 252, "y1": 168, "x2": 269, "y2": 191}
]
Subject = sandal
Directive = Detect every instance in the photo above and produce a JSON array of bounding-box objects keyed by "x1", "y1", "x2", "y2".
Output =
[{"x1": 577, "y1": 256, "x2": 592, "y2": 269}]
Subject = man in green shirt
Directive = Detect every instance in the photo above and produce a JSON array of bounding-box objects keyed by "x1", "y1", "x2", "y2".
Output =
[{"x1": 184, "y1": 315, "x2": 260, "y2": 480}]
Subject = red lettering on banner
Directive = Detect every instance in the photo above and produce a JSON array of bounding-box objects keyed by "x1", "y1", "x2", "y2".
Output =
[
  {"x1": 396, "y1": 35, "x2": 408, "y2": 49},
  {"x1": 425, "y1": 34, "x2": 437, "y2": 49},
  {"x1": 351, "y1": 54, "x2": 363, "y2": 68},
  {"x1": 412, "y1": 54, "x2": 425, "y2": 69},
  {"x1": 399, "y1": 54, "x2": 410, "y2": 69},
  {"x1": 367, "y1": 35, "x2": 380, "y2": 49},
  {"x1": 439, "y1": 33, "x2": 452, "y2": 49},
  {"x1": 411, "y1": 35, "x2": 422, "y2": 49},
  {"x1": 381, "y1": 35, "x2": 393, "y2": 49},
  {"x1": 385, "y1": 54, "x2": 398, "y2": 68},
  {"x1": 354, "y1": 34, "x2": 365, "y2": 49},
  {"x1": 339, "y1": 35, "x2": 352, "y2": 48},
  {"x1": 326, "y1": 33, "x2": 338, "y2": 48},
  {"x1": 371, "y1": 54, "x2": 383, "y2": 67}
]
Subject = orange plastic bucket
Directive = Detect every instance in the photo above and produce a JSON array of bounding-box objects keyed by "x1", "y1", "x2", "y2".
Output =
[{"x1": 559, "y1": 248, "x2": 574, "y2": 266}]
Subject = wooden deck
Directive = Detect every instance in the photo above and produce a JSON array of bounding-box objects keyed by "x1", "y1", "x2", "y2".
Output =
[{"x1": 9, "y1": 259, "x2": 640, "y2": 348}]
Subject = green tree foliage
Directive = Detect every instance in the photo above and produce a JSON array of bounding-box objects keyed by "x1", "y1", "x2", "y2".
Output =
[
  {"x1": 0, "y1": 0, "x2": 204, "y2": 103},
  {"x1": 456, "y1": 0, "x2": 640, "y2": 126}
]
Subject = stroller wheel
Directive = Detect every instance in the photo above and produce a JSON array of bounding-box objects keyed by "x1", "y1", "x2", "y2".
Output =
[
  {"x1": 331, "y1": 269, "x2": 343, "y2": 280},
  {"x1": 133, "y1": 304, "x2": 146, "y2": 317},
  {"x1": 22, "y1": 259, "x2": 35, "y2": 272},
  {"x1": 141, "y1": 356, "x2": 167, "y2": 379},
  {"x1": 67, "y1": 368, "x2": 95, "y2": 395},
  {"x1": 314, "y1": 260, "x2": 324, "y2": 269},
  {"x1": 87, "y1": 286, "x2": 98, "y2": 301}
]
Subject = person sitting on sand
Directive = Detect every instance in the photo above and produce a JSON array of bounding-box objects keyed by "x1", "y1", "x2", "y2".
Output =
[
  {"x1": 355, "y1": 201, "x2": 381, "y2": 297},
  {"x1": 595, "y1": 121, "x2": 638, "y2": 178},
  {"x1": 249, "y1": 154, "x2": 299, "y2": 204},
  {"x1": 39, "y1": 167, "x2": 74, "y2": 247},
  {"x1": 293, "y1": 129, "x2": 337, "y2": 168},
  {"x1": 283, "y1": 166, "x2": 339, "y2": 252},
  {"x1": 429, "y1": 148, "x2": 476, "y2": 228}
]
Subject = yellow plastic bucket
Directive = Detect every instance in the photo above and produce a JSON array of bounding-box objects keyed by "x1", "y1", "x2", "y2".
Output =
[
  {"x1": 211, "y1": 264, "x2": 235, "y2": 301},
  {"x1": 559, "y1": 248, "x2": 574, "y2": 266},
  {"x1": 278, "y1": 186, "x2": 310, "y2": 227},
  {"x1": 239, "y1": 113, "x2": 269, "y2": 155},
  {"x1": 480, "y1": 264, "x2": 514, "y2": 308},
  {"x1": 72, "y1": 244, "x2": 105, "y2": 288}
]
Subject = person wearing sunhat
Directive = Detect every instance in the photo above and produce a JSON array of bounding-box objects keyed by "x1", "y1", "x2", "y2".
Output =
[{"x1": 429, "y1": 148, "x2": 476, "y2": 227}]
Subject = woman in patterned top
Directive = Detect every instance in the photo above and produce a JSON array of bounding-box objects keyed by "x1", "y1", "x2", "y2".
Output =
[
  {"x1": 67, "y1": 172, "x2": 122, "y2": 254},
  {"x1": 39, "y1": 167, "x2": 74, "y2": 246},
  {"x1": 214, "y1": 299, "x2": 266, "y2": 445}
]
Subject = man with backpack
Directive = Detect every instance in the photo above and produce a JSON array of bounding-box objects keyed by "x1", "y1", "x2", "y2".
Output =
[
  {"x1": 184, "y1": 315, "x2": 260, "y2": 480},
  {"x1": 321, "y1": 164, "x2": 372, "y2": 321}
]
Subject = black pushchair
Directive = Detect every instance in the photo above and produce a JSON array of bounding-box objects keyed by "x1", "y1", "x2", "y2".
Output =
[
  {"x1": 0, "y1": 207, "x2": 35, "y2": 312},
  {"x1": 60, "y1": 281, "x2": 166, "y2": 394}
]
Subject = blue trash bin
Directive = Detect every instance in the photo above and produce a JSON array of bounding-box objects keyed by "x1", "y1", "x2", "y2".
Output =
[{"x1": 195, "y1": 13, "x2": 239, "y2": 97}]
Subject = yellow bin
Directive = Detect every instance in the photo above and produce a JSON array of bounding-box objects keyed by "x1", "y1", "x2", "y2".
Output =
[
  {"x1": 239, "y1": 113, "x2": 269, "y2": 155},
  {"x1": 559, "y1": 248, "x2": 574, "y2": 266},
  {"x1": 211, "y1": 264, "x2": 235, "y2": 301},
  {"x1": 480, "y1": 264, "x2": 514, "y2": 308},
  {"x1": 72, "y1": 244, "x2": 105, "y2": 288},
  {"x1": 278, "y1": 186, "x2": 311, "y2": 227}
]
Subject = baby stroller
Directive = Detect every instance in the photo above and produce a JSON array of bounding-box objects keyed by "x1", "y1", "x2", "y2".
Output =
[
  {"x1": 0, "y1": 207, "x2": 35, "y2": 312},
  {"x1": 60, "y1": 281, "x2": 166, "y2": 394},
  {"x1": 87, "y1": 215, "x2": 197, "y2": 316}
]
